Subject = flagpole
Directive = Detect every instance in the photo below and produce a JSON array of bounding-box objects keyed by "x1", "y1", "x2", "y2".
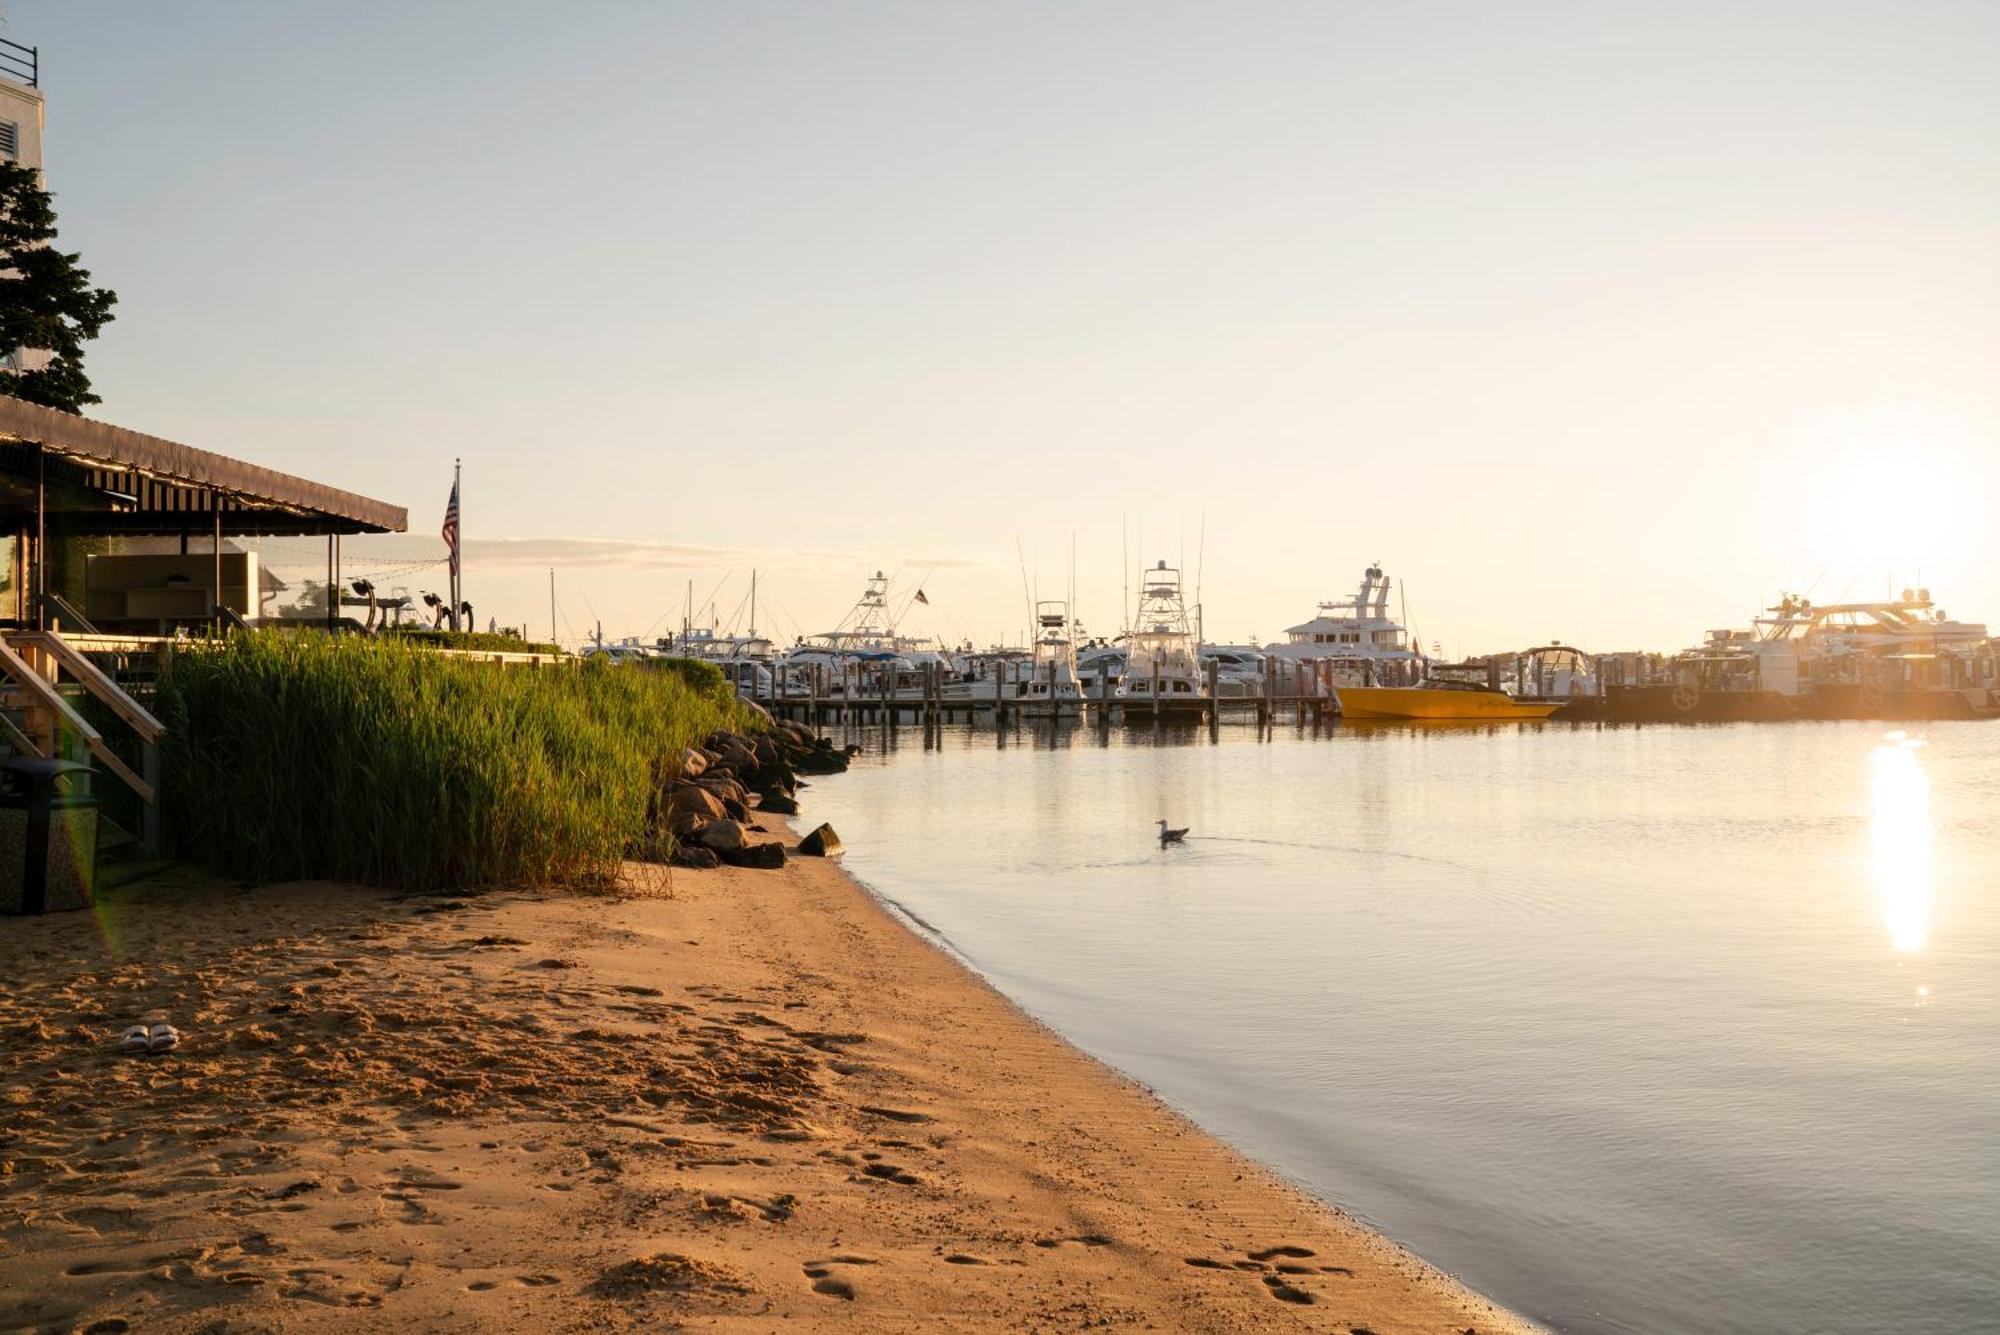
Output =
[{"x1": 451, "y1": 457, "x2": 462, "y2": 632}]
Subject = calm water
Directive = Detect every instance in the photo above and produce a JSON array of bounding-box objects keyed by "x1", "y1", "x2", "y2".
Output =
[{"x1": 801, "y1": 718, "x2": 1999, "y2": 1335}]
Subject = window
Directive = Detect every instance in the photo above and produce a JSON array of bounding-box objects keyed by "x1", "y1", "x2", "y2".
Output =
[{"x1": 0, "y1": 122, "x2": 16, "y2": 159}]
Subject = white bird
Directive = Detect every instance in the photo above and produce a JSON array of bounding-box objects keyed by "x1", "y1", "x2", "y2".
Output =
[{"x1": 1156, "y1": 819, "x2": 1189, "y2": 846}]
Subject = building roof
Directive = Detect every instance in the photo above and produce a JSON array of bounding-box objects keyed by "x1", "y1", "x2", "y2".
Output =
[{"x1": 0, "y1": 394, "x2": 408, "y2": 536}]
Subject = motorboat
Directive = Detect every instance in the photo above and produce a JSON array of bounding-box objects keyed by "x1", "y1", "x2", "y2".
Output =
[{"x1": 1334, "y1": 681, "x2": 1563, "y2": 721}]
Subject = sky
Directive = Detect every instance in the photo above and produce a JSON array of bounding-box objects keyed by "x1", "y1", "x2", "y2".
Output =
[{"x1": 13, "y1": 1, "x2": 2000, "y2": 652}]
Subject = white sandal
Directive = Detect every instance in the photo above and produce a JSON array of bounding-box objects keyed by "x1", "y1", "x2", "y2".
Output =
[
  {"x1": 117, "y1": 1025, "x2": 151, "y2": 1055},
  {"x1": 146, "y1": 1023, "x2": 180, "y2": 1054}
]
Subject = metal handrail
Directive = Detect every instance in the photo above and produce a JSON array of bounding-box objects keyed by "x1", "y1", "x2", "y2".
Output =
[
  {"x1": 39, "y1": 590, "x2": 99, "y2": 635},
  {"x1": 0, "y1": 38, "x2": 37, "y2": 89}
]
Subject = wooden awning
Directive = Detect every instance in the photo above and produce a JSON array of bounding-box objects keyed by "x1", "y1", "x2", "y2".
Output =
[{"x1": 0, "y1": 394, "x2": 408, "y2": 536}]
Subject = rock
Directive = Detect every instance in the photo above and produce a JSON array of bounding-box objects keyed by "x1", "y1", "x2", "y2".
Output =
[
  {"x1": 693, "y1": 820, "x2": 748, "y2": 853},
  {"x1": 753, "y1": 735, "x2": 782, "y2": 766},
  {"x1": 698, "y1": 775, "x2": 748, "y2": 806},
  {"x1": 679, "y1": 748, "x2": 709, "y2": 780},
  {"x1": 793, "y1": 750, "x2": 849, "y2": 776},
  {"x1": 664, "y1": 785, "x2": 726, "y2": 823},
  {"x1": 670, "y1": 844, "x2": 720, "y2": 870},
  {"x1": 666, "y1": 810, "x2": 707, "y2": 839},
  {"x1": 721, "y1": 796, "x2": 750, "y2": 822},
  {"x1": 721, "y1": 842, "x2": 786, "y2": 870},
  {"x1": 798, "y1": 824, "x2": 843, "y2": 858},
  {"x1": 758, "y1": 791, "x2": 799, "y2": 816}
]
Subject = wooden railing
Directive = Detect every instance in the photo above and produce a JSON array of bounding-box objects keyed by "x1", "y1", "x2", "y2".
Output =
[{"x1": 0, "y1": 630, "x2": 166, "y2": 855}]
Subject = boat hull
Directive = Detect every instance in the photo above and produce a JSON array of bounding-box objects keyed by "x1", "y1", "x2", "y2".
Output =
[{"x1": 1335, "y1": 686, "x2": 1561, "y2": 721}]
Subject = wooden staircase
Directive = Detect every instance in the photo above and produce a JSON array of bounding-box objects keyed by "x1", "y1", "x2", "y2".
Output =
[{"x1": 0, "y1": 629, "x2": 166, "y2": 857}]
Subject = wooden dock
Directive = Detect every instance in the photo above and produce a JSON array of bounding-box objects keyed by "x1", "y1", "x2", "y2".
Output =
[{"x1": 752, "y1": 657, "x2": 1344, "y2": 731}]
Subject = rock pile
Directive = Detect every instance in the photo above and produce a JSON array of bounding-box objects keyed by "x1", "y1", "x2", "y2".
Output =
[{"x1": 652, "y1": 721, "x2": 853, "y2": 871}]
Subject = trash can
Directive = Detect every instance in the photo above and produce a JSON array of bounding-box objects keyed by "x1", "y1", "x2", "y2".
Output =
[{"x1": 0, "y1": 757, "x2": 99, "y2": 915}]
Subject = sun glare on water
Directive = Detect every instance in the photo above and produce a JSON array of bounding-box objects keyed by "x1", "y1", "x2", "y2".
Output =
[{"x1": 1869, "y1": 734, "x2": 1933, "y2": 955}]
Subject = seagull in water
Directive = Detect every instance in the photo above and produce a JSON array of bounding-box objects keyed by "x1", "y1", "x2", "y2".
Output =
[{"x1": 1156, "y1": 819, "x2": 1189, "y2": 846}]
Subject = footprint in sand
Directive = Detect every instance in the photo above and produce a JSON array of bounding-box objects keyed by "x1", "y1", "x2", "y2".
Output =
[
  {"x1": 1185, "y1": 1245, "x2": 1336, "y2": 1305},
  {"x1": 801, "y1": 1255, "x2": 875, "y2": 1301},
  {"x1": 860, "y1": 1162, "x2": 921, "y2": 1186},
  {"x1": 1033, "y1": 1234, "x2": 1113, "y2": 1250},
  {"x1": 857, "y1": 1105, "x2": 934, "y2": 1124}
]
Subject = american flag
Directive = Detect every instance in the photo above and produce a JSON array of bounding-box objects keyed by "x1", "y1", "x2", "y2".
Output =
[{"x1": 441, "y1": 476, "x2": 460, "y2": 578}]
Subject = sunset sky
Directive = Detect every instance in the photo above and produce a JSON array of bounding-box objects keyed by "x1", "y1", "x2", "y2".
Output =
[{"x1": 20, "y1": 1, "x2": 2000, "y2": 652}]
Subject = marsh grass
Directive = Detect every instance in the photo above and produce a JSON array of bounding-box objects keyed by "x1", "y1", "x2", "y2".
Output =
[{"x1": 155, "y1": 633, "x2": 758, "y2": 891}]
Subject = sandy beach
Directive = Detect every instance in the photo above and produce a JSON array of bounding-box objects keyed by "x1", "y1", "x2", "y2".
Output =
[{"x1": 1, "y1": 820, "x2": 1537, "y2": 1334}]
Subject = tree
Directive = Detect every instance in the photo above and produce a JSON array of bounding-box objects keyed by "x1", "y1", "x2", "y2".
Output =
[{"x1": 0, "y1": 160, "x2": 116, "y2": 413}]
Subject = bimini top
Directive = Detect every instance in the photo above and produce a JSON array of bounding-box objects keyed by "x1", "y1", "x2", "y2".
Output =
[{"x1": 0, "y1": 394, "x2": 408, "y2": 536}]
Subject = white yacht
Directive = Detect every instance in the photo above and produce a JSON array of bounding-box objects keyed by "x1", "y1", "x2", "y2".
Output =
[
  {"x1": 1263, "y1": 563, "x2": 1423, "y2": 686},
  {"x1": 1688, "y1": 589, "x2": 1992, "y2": 698},
  {"x1": 1115, "y1": 560, "x2": 1207, "y2": 716},
  {"x1": 782, "y1": 571, "x2": 957, "y2": 699},
  {"x1": 664, "y1": 625, "x2": 778, "y2": 661},
  {"x1": 1019, "y1": 601, "x2": 1088, "y2": 717},
  {"x1": 1198, "y1": 644, "x2": 1267, "y2": 697}
]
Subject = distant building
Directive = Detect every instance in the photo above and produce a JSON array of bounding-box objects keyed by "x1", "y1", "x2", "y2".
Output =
[{"x1": 0, "y1": 37, "x2": 41, "y2": 170}]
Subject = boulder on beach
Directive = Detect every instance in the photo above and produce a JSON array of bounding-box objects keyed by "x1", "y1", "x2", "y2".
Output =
[
  {"x1": 665, "y1": 785, "x2": 727, "y2": 823},
  {"x1": 722, "y1": 842, "x2": 786, "y2": 870},
  {"x1": 798, "y1": 824, "x2": 843, "y2": 858},
  {"x1": 693, "y1": 820, "x2": 748, "y2": 853},
  {"x1": 758, "y1": 791, "x2": 799, "y2": 816},
  {"x1": 721, "y1": 796, "x2": 750, "y2": 822},
  {"x1": 698, "y1": 775, "x2": 749, "y2": 806},
  {"x1": 670, "y1": 844, "x2": 720, "y2": 870},
  {"x1": 679, "y1": 748, "x2": 709, "y2": 780}
]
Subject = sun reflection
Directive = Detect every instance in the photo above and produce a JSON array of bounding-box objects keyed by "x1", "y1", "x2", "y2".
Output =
[{"x1": 1869, "y1": 735, "x2": 1932, "y2": 953}]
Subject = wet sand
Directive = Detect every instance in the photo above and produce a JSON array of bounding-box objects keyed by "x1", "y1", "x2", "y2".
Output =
[{"x1": 0, "y1": 824, "x2": 1538, "y2": 1333}]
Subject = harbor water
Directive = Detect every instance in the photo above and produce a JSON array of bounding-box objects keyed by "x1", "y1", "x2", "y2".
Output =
[{"x1": 801, "y1": 718, "x2": 2000, "y2": 1334}]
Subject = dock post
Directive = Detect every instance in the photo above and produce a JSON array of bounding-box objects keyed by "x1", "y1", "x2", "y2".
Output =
[
  {"x1": 1151, "y1": 656, "x2": 1161, "y2": 724},
  {"x1": 1206, "y1": 658, "x2": 1220, "y2": 740}
]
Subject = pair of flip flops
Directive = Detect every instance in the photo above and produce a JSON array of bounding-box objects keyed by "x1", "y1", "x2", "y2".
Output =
[{"x1": 118, "y1": 1023, "x2": 180, "y2": 1055}]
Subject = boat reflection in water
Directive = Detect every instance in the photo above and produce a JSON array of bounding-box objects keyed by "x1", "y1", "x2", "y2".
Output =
[{"x1": 1870, "y1": 732, "x2": 1933, "y2": 955}]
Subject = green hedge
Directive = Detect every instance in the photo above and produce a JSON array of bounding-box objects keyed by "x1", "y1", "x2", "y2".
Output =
[{"x1": 155, "y1": 632, "x2": 758, "y2": 891}]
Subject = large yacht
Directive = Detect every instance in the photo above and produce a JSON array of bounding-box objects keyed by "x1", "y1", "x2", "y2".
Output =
[
  {"x1": 1602, "y1": 587, "x2": 1998, "y2": 721},
  {"x1": 1114, "y1": 560, "x2": 1207, "y2": 717},
  {"x1": 783, "y1": 570, "x2": 958, "y2": 698},
  {"x1": 1263, "y1": 564, "x2": 1423, "y2": 686}
]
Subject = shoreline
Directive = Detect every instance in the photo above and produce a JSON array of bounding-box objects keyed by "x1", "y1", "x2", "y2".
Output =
[{"x1": 1, "y1": 816, "x2": 1539, "y2": 1332}]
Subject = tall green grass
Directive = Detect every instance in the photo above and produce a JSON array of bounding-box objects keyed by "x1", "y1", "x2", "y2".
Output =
[{"x1": 154, "y1": 633, "x2": 759, "y2": 891}]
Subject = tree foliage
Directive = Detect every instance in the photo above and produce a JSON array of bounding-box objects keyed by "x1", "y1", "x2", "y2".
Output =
[{"x1": 0, "y1": 160, "x2": 116, "y2": 413}]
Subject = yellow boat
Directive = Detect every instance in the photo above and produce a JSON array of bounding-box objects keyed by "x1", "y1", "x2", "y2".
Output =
[{"x1": 1334, "y1": 683, "x2": 1562, "y2": 721}]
